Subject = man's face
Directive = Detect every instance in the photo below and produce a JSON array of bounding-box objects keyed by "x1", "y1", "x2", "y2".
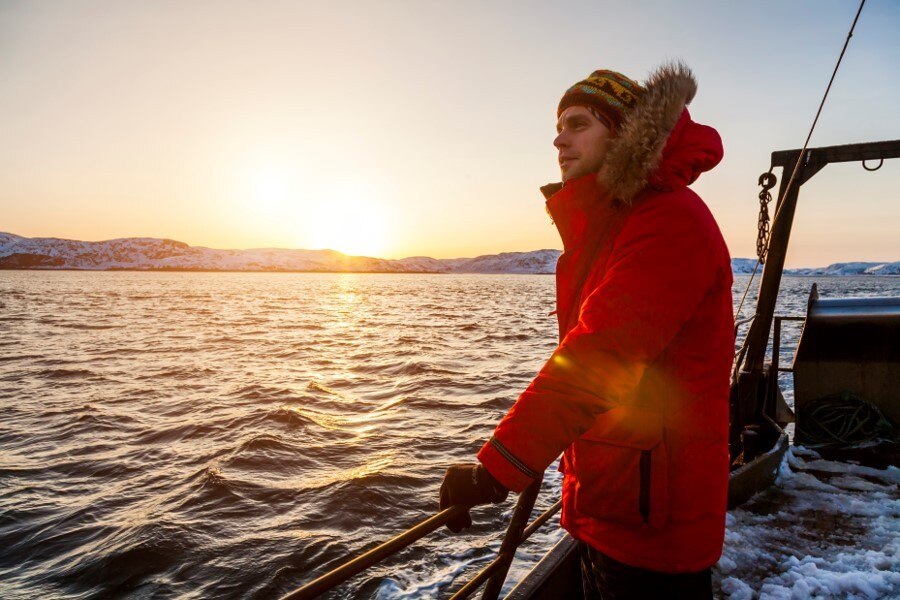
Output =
[{"x1": 554, "y1": 106, "x2": 612, "y2": 182}]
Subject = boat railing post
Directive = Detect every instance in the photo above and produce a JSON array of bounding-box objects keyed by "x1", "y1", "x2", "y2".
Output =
[
  {"x1": 479, "y1": 477, "x2": 542, "y2": 600},
  {"x1": 773, "y1": 317, "x2": 782, "y2": 375}
]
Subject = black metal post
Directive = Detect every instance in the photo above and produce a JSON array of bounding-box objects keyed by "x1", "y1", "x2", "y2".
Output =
[
  {"x1": 449, "y1": 497, "x2": 561, "y2": 600},
  {"x1": 480, "y1": 478, "x2": 542, "y2": 600},
  {"x1": 773, "y1": 317, "x2": 782, "y2": 374},
  {"x1": 743, "y1": 152, "x2": 805, "y2": 374}
]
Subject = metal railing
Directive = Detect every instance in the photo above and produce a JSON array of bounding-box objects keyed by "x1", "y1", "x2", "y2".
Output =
[
  {"x1": 281, "y1": 477, "x2": 561, "y2": 600},
  {"x1": 772, "y1": 316, "x2": 805, "y2": 373}
]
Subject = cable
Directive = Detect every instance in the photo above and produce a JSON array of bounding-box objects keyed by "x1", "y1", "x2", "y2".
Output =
[{"x1": 732, "y1": 0, "x2": 867, "y2": 378}]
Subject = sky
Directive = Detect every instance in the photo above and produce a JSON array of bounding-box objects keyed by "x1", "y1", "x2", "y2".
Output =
[{"x1": 1, "y1": 0, "x2": 898, "y2": 267}]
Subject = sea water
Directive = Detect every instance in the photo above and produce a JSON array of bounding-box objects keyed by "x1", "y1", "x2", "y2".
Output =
[{"x1": 1, "y1": 271, "x2": 898, "y2": 598}]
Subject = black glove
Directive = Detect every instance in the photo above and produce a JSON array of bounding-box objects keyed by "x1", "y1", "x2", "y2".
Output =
[{"x1": 439, "y1": 463, "x2": 509, "y2": 533}]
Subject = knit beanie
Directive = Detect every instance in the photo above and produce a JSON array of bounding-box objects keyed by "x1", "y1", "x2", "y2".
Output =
[{"x1": 557, "y1": 70, "x2": 644, "y2": 134}]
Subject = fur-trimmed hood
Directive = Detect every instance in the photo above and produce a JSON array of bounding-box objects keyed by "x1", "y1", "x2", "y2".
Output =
[{"x1": 543, "y1": 62, "x2": 723, "y2": 204}]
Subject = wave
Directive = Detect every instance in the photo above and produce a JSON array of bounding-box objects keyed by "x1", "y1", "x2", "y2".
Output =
[
  {"x1": 0, "y1": 353, "x2": 44, "y2": 363},
  {"x1": 352, "y1": 359, "x2": 465, "y2": 377},
  {"x1": 474, "y1": 332, "x2": 540, "y2": 343},
  {"x1": 268, "y1": 406, "x2": 360, "y2": 437},
  {"x1": 306, "y1": 380, "x2": 345, "y2": 397},
  {"x1": 232, "y1": 432, "x2": 300, "y2": 455},
  {"x1": 0, "y1": 315, "x2": 30, "y2": 322},
  {"x1": 56, "y1": 521, "x2": 194, "y2": 597},
  {"x1": 135, "y1": 366, "x2": 218, "y2": 381},
  {"x1": 228, "y1": 383, "x2": 301, "y2": 403},
  {"x1": 37, "y1": 368, "x2": 98, "y2": 379},
  {"x1": 133, "y1": 422, "x2": 212, "y2": 446},
  {"x1": 57, "y1": 323, "x2": 125, "y2": 330}
]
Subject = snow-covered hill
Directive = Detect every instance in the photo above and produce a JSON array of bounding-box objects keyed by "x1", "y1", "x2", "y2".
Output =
[
  {"x1": 731, "y1": 257, "x2": 900, "y2": 276},
  {"x1": 0, "y1": 233, "x2": 559, "y2": 273},
  {"x1": 786, "y1": 261, "x2": 900, "y2": 276},
  {"x1": 1, "y1": 233, "x2": 896, "y2": 275},
  {"x1": 731, "y1": 258, "x2": 761, "y2": 274},
  {"x1": 0, "y1": 232, "x2": 443, "y2": 273},
  {"x1": 443, "y1": 250, "x2": 561, "y2": 274}
]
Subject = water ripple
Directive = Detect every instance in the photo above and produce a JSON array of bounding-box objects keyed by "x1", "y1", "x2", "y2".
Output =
[{"x1": 0, "y1": 271, "x2": 896, "y2": 599}]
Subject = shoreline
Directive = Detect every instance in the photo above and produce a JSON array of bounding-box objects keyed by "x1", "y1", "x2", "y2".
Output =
[{"x1": 1, "y1": 267, "x2": 897, "y2": 277}]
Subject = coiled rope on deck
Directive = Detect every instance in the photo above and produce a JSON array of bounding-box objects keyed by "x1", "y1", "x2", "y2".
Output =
[{"x1": 799, "y1": 391, "x2": 894, "y2": 447}]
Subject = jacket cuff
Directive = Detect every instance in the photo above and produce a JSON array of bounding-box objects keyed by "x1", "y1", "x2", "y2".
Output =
[{"x1": 477, "y1": 437, "x2": 539, "y2": 493}]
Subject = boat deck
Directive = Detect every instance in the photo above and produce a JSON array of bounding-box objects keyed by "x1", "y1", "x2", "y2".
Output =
[{"x1": 505, "y1": 444, "x2": 899, "y2": 599}]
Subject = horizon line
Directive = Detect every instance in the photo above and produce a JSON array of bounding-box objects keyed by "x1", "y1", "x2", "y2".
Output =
[{"x1": 1, "y1": 231, "x2": 897, "y2": 268}]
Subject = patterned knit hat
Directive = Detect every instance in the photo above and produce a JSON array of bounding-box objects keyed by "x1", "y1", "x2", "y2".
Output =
[{"x1": 557, "y1": 70, "x2": 645, "y2": 133}]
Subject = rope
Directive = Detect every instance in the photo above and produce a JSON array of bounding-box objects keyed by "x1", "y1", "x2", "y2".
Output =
[
  {"x1": 732, "y1": 0, "x2": 867, "y2": 376},
  {"x1": 799, "y1": 391, "x2": 894, "y2": 447}
]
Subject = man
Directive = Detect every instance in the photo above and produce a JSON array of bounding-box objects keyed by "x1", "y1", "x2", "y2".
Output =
[{"x1": 439, "y1": 62, "x2": 733, "y2": 598}]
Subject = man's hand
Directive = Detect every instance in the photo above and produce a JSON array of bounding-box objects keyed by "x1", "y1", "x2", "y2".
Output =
[{"x1": 439, "y1": 463, "x2": 509, "y2": 533}]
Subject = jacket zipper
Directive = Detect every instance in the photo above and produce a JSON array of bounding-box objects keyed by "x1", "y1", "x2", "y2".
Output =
[{"x1": 639, "y1": 449, "x2": 651, "y2": 523}]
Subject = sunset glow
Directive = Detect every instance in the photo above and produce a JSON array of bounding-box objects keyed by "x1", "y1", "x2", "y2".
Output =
[
  {"x1": 309, "y1": 182, "x2": 390, "y2": 257},
  {"x1": 1, "y1": 1, "x2": 897, "y2": 265},
  {"x1": 237, "y1": 164, "x2": 391, "y2": 257}
]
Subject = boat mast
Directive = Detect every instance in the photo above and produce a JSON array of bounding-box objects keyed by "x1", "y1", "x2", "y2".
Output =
[
  {"x1": 741, "y1": 149, "x2": 821, "y2": 373},
  {"x1": 731, "y1": 140, "x2": 900, "y2": 457},
  {"x1": 741, "y1": 140, "x2": 900, "y2": 375}
]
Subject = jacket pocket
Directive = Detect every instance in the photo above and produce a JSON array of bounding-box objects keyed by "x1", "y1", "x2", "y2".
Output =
[{"x1": 571, "y1": 406, "x2": 669, "y2": 529}]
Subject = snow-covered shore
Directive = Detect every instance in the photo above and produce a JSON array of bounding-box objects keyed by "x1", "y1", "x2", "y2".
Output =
[
  {"x1": 2, "y1": 232, "x2": 897, "y2": 275},
  {"x1": 717, "y1": 446, "x2": 900, "y2": 599},
  {"x1": 0, "y1": 232, "x2": 559, "y2": 273}
]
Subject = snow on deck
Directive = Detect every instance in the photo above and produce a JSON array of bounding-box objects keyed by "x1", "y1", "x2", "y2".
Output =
[{"x1": 716, "y1": 446, "x2": 900, "y2": 599}]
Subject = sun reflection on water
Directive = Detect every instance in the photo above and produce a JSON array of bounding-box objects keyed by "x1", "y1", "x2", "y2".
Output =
[{"x1": 295, "y1": 451, "x2": 397, "y2": 492}]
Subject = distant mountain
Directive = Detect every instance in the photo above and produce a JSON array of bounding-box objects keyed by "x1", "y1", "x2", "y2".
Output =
[
  {"x1": 443, "y1": 250, "x2": 561, "y2": 274},
  {"x1": 0, "y1": 232, "x2": 559, "y2": 274},
  {"x1": 0, "y1": 233, "x2": 896, "y2": 275},
  {"x1": 731, "y1": 257, "x2": 900, "y2": 276},
  {"x1": 731, "y1": 258, "x2": 761, "y2": 274},
  {"x1": 0, "y1": 232, "x2": 440, "y2": 273},
  {"x1": 785, "y1": 261, "x2": 900, "y2": 276}
]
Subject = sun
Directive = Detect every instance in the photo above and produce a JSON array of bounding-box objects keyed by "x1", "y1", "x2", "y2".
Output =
[
  {"x1": 239, "y1": 163, "x2": 391, "y2": 257},
  {"x1": 251, "y1": 166, "x2": 291, "y2": 213},
  {"x1": 309, "y1": 182, "x2": 389, "y2": 257}
]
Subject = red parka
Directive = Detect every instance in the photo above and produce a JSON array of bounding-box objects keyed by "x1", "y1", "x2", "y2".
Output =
[{"x1": 477, "y1": 66, "x2": 733, "y2": 573}]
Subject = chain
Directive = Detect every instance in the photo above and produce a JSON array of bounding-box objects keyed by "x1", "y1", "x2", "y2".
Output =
[{"x1": 756, "y1": 172, "x2": 777, "y2": 263}]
